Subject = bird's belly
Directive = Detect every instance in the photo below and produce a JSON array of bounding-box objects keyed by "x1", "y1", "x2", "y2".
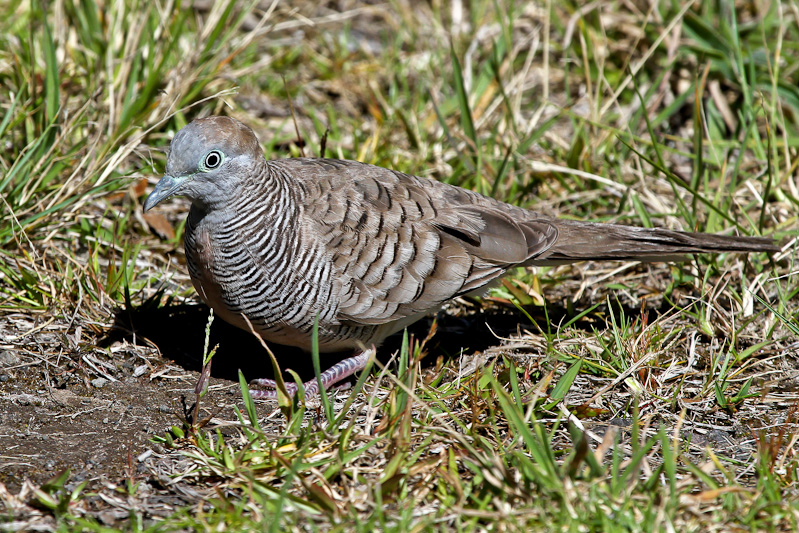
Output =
[{"x1": 188, "y1": 239, "x2": 303, "y2": 346}]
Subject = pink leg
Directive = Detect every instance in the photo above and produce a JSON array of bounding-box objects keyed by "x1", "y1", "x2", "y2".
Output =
[{"x1": 249, "y1": 347, "x2": 374, "y2": 399}]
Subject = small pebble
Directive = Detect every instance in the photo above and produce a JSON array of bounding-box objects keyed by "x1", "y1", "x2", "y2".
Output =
[{"x1": 0, "y1": 350, "x2": 19, "y2": 366}]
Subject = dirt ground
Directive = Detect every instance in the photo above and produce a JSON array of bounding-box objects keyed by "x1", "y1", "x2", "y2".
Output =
[
  {"x1": 2, "y1": 258, "x2": 795, "y2": 528},
  {"x1": 0, "y1": 296, "x2": 532, "y2": 492}
]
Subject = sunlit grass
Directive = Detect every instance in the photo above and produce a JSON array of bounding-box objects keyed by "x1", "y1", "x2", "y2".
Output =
[{"x1": 1, "y1": 0, "x2": 797, "y2": 531}]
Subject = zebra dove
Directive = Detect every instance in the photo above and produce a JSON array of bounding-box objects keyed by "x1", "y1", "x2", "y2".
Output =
[{"x1": 144, "y1": 116, "x2": 778, "y2": 398}]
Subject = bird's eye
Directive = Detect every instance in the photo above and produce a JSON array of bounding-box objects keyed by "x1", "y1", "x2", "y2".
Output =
[{"x1": 202, "y1": 150, "x2": 224, "y2": 171}]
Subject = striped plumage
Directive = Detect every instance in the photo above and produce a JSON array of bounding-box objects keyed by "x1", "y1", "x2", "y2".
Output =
[
  {"x1": 144, "y1": 116, "x2": 778, "y2": 398},
  {"x1": 182, "y1": 158, "x2": 389, "y2": 353}
]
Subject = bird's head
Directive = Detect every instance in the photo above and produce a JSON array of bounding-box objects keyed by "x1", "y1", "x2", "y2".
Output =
[{"x1": 144, "y1": 116, "x2": 263, "y2": 212}]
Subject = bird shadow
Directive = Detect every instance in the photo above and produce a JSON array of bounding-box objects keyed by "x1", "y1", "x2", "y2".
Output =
[{"x1": 101, "y1": 294, "x2": 668, "y2": 387}]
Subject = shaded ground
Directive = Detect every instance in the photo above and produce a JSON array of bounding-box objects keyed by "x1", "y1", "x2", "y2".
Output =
[
  {"x1": 2, "y1": 270, "x2": 790, "y2": 501},
  {"x1": 0, "y1": 286, "x2": 642, "y2": 493}
]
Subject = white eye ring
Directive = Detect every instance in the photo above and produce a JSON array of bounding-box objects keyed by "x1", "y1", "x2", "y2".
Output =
[{"x1": 203, "y1": 150, "x2": 223, "y2": 170}]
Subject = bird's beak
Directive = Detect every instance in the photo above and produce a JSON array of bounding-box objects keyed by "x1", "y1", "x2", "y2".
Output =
[{"x1": 143, "y1": 174, "x2": 191, "y2": 212}]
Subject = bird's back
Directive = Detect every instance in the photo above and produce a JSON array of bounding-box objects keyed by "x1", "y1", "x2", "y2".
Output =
[
  {"x1": 183, "y1": 155, "x2": 776, "y2": 353},
  {"x1": 276, "y1": 158, "x2": 558, "y2": 328}
]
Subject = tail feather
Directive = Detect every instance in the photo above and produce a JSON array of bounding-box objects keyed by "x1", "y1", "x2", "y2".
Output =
[{"x1": 530, "y1": 219, "x2": 779, "y2": 265}]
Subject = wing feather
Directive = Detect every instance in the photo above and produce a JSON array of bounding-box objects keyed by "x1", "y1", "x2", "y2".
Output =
[{"x1": 281, "y1": 158, "x2": 558, "y2": 326}]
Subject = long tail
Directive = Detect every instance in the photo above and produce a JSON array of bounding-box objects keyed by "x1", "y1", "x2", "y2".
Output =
[{"x1": 531, "y1": 219, "x2": 779, "y2": 265}]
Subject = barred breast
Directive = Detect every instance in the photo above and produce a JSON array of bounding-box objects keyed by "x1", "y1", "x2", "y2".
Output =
[{"x1": 183, "y1": 160, "x2": 385, "y2": 352}]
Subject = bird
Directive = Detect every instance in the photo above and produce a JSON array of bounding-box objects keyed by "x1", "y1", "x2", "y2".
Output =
[{"x1": 143, "y1": 116, "x2": 778, "y2": 399}]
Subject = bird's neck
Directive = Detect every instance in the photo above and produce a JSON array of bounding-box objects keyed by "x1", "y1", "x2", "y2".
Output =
[
  {"x1": 250, "y1": 160, "x2": 301, "y2": 234},
  {"x1": 188, "y1": 161, "x2": 296, "y2": 242}
]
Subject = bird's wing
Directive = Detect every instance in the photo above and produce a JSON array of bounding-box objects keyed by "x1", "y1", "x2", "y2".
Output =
[{"x1": 282, "y1": 158, "x2": 558, "y2": 326}]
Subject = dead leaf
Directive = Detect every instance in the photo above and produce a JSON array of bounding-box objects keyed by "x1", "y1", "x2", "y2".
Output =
[
  {"x1": 132, "y1": 177, "x2": 149, "y2": 198},
  {"x1": 143, "y1": 212, "x2": 175, "y2": 240}
]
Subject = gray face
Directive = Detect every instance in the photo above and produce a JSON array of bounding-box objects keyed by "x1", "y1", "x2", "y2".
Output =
[{"x1": 144, "y1": 116, "x2": 263, "y2": 212}]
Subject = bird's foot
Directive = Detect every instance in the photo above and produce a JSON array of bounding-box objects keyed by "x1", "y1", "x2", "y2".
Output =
[{"x1": 248, "y1": 347, "x2": 374, "y2": 399}]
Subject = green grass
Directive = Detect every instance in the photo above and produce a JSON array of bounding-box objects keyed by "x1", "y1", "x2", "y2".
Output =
[{"x1": 1, "y1": 0, "x2": 798, "y2": 531}]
